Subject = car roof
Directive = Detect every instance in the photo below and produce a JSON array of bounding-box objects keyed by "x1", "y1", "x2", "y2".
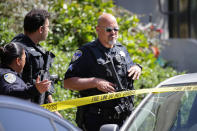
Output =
[
  {"x1": 0, "y1": 95, "x2": 81, "y2": 131},
  {"x1": 156, "y1": 73, "x2": 197, "y2": 88}
]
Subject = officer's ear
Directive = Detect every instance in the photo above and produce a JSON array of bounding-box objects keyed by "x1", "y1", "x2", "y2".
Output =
[
  {"x1": 38, "y1": 26, "x2": 44, "y2": 34},
  {"x1": 96, "y1": 26, "x2": 99, "y2": 34},
  {"x1": 15, "y1": 57, "x2": 21, "y2": 66}
]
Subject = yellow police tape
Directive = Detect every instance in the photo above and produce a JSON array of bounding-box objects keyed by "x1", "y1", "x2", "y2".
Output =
[{"x1": 41, "y1": 84, "x2": 197, "y2": 112}]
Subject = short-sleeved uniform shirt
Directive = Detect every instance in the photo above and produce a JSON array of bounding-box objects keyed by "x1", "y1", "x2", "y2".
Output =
[{"x1": 64, "y1": 39, "x2": 135, "y2": 108}]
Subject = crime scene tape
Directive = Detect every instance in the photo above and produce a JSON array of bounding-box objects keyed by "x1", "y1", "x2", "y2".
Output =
[{"x1": 41, "y1": 84, "x2": 197, "y2": 112}]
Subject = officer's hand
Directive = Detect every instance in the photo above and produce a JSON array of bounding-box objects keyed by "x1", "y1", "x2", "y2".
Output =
[
  {"x1": 54, "y1": 111, "x2": 63, "y2": 118},
  {"x1": 128, "y1": 65, "x2": 142, "y2": 80},
  {"x1": 94, "y1": 78, "x2": 115, "y2": 93},
  {"x1": 35, "y1": 76, "x2": 51, "y2": 93}
]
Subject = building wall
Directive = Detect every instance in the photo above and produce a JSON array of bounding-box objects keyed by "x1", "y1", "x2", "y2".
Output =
[
  {"x1": 160, "y1": 39, "x2": 197, "y2": 73},
  {"x1": 114, "y1": 0, "x2": 197, "y2": 73},
  {"x1": 114, "y1": 0, "x2": 169, "y2": 39}
]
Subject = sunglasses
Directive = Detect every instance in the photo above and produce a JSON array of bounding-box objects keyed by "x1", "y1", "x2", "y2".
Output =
[{"x1": 105, "y1": 27, "x2": 119, "y2": 32}]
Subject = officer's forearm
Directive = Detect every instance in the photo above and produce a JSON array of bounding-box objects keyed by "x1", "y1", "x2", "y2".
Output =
[{"x1": 64, "y1": 77, "x2": 97, "y2": 91}]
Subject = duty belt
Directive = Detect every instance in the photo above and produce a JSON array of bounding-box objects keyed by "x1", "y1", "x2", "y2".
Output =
[{"x1": 85, "y1": 106, "x2": 131, "y2": 120}]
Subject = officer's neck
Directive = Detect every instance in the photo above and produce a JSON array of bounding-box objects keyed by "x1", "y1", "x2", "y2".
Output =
[
  {"x1": 8, "y1": 58, "x2": 22, "y2": 74},
  {"x1": 100, "y1": 41, "x2": 114, "y2": 49},
  {"x1": 8, "y1": 64, "x2": 20, "y2": 74},
  {"x1": 24, "y1": 31, "x2": 40, "y2": 45}
]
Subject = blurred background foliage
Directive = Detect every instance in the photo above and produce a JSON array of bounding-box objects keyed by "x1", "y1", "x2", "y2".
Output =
[{"x1": 0, "y1": 0, "x2": 181, "y2": 125}]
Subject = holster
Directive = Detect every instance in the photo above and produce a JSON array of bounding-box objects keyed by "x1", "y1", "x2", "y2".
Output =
[
  {"x1": 76, "y1": 107, "x2": 87, "y2": 131},
  {"x1": 114, "y1": 97, "x2": 133, "y2": 118}
]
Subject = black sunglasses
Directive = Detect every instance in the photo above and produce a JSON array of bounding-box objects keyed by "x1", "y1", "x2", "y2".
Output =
[{"x1": 105, "y1": 27, "x2": 119, "y2": 32}]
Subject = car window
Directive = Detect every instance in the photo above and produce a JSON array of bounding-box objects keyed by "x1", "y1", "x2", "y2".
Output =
[
  {"x1": 127, "y1": 90, "x2": 197, "y2": 131},
  {"x1": 0, "y1": 107, "x2": 69, "y2": 131},
  {"x1": 170, "y1": 91, "x2": 197, "y2": 131}
]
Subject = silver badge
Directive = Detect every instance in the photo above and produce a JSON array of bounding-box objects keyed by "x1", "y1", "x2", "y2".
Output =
[{"x1": 119, "y1": 51, "x2": 125, "y2": 57}]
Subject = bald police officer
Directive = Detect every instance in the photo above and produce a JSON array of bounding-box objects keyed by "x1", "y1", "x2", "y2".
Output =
[{"x1": 64, "y1": 13, "x2": 142, "y2": 131}]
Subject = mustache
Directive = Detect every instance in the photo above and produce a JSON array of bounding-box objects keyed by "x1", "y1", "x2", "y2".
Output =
[{"x1": 109, "y1": 35, "x2": 117, "y2": 38}]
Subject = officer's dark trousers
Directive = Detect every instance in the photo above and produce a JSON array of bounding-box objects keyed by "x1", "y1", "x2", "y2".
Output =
[{"x1": 80, "y1": 109, "x2": 125, "y2": 131}]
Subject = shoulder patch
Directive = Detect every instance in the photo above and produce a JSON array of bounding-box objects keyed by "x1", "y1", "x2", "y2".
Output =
[
  {"x1": 68, "y1": 64, "x2": 73, "y2": 71},
  {"x1": 71, "y1": 50, "x2": 82, "y2": 62},
  {"x1": 4, "y1": 73, "x2": 16, "y2": 84}
]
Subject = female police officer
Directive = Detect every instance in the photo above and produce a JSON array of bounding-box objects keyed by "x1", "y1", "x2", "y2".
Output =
[{"x1": 0, "y1": 42, "x2": 51, "y2": 100}]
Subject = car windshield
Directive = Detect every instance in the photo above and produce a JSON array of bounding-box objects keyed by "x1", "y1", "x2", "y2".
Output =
[{"x1": 127, "y1": 88, "x2": 197, "y2": 131}]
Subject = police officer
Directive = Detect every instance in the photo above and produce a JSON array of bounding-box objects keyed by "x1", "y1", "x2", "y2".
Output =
[
  {"x1": 0, "y1": 42, "x2": 50, "y2": 99},
  {"x1": 11, "y1": 9, "x2": 62, "y2": 117},
  {"x1": 64, "y1": 13, "x2": 142, "y2": 131}
]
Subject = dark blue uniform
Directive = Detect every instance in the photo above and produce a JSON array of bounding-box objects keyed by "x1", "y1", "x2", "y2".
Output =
[
  {"x1": 12, "y1": 33, "x2": 55, "y2": 104},
  {"x1": 65, "y1": 39, "x2": 135, "y2": 130},
  {"x1": 0, "y1": 65, "x2": 40, "y2": 100}
]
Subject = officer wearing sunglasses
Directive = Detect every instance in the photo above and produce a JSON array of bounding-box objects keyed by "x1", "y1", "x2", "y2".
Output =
[{"x1": 64, "y1": 13, "x2": 142, "y2": 131}]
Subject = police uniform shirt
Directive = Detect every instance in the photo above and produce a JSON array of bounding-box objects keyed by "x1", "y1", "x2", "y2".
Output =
[
  {"x1": 11, "y1": 33, "x2": 55, "y2": 104},
  {"x1": 0, "y1": 65, "x2": 40, "y2": 100},
  {"x1": 12, "y1": 33, "x2": 45, "y2": 83},
  {"x1": 64, "y1": 39, "x2": 135, "y2": 97}
]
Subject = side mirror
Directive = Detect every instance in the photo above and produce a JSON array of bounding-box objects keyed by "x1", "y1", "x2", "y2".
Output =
[{"x1": 100, "y1": 124, "x2": 119, "y2": 131}]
